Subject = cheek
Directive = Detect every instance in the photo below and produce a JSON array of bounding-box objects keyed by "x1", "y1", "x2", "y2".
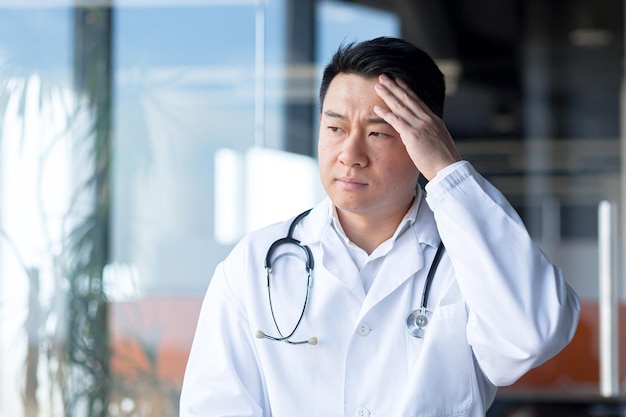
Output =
[
  {"x1": 317, "y1": 140, "x2": 334, "y2": 167},
  {"x1": 387, "y1": 156, "x2": 420, "y2": 185}
]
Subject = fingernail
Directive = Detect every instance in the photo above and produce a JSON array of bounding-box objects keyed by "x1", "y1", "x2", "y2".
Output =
[{"x1": 379, "y1": 73, "x2": 389, "y2": 81}]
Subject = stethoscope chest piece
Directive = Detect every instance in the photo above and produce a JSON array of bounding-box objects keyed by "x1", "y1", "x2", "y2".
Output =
[
  {"x1": 406, "y1": 309, "x2": 432, "y2": 339},
  {"x1": 405, "y1": 242, "x2": 445, "y2": 339}
]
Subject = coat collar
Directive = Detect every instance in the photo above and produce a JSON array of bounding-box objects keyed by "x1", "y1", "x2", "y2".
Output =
[
  {"x1": 298, "y1": 190, "x2": 440, "y2": 250},
  {"x1": 296, "y1": 192, "x2": 441, "y2": 305}
]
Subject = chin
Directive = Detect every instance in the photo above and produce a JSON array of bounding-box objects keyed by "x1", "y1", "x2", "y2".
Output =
[{"x1": 333, "y1": 200, "x2": 371, "y2": 215}]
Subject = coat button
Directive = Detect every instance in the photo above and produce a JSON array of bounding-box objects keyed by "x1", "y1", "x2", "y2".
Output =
[
  {"x1": 357, "y1": 322, "x2": 370, "y2": 336},
  {"x1": 356, "y1": 407, "x2": 370, "y2": 417}
]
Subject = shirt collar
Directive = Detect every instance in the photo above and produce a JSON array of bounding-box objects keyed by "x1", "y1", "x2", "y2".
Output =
[
  {"x1": 327, "y1": 189, "x2": 422, "y2": 252},
  {"x1": 298, "y1": 189, "x2": 440, "y2": 250}
]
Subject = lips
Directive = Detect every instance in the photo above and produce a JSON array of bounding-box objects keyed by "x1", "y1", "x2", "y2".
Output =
[{"x1": 336, "y1": 176, "x2": 367, "y2": 189}]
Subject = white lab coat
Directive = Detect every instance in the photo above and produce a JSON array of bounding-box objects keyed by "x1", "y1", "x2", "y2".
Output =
[{"x1": 180, "y1": 161, "x2": 580, "y2": 417}]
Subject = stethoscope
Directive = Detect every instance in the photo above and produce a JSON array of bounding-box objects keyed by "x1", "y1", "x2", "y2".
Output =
[{"x1": 255, "y1": 208, "x2": 445, "y2": 345}]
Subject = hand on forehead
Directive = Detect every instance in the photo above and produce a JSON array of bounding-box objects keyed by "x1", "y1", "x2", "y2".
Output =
[{"x1": 373, "y1": 74, "x2": 461, "y2": 181}]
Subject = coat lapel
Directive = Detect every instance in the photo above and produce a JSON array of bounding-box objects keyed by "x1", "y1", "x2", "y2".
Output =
[
  {"x1": 297, "y1": 195, "x2": 441, "y2": 308},
  {"x1": 319, "y1": 225, "x2": 366, "y2": 301},
  {"x1": 360, "y1": 228, "x2": 426, "y2": 314},
  {"x1": 359, "y1": 194, "x2": 441, "y2": 316}
]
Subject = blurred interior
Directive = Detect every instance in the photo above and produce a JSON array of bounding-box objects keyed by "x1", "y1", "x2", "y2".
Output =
[{"x1": 0, "y1": 0, "x2": 624, "y2": 416}]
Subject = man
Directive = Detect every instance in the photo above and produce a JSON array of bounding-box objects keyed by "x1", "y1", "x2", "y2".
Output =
[{"x1": 180, "y1": 37, "x2": 580, "y2": 417}]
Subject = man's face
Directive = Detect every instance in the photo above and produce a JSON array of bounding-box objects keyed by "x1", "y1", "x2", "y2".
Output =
[{"x1": 318, "y1": 73, "x2": 420, "y2": 221}]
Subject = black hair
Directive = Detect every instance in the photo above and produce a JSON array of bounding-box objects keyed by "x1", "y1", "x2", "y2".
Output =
[{"x1": 319, "y1": 37, "x2": 445, "y2": 117}]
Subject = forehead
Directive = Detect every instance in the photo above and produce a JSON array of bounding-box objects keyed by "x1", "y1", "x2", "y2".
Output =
[{"x1": 322, "y1": 73, "x2": 383, "y2": 110}]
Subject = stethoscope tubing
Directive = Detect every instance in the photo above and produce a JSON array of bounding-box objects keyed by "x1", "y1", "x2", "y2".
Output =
[
  {"x1": 258, "y1": 208, "x2": 445, "y2": 344},
  {"x1": 420, "y1": 242, "x2": 445, "y2": 311},
  {"x1": 264, "y1": 267, "x2": 312, "y2": 344},
  {"x1": 261, "y1": 209, "x2": 315, "y2": 345}
]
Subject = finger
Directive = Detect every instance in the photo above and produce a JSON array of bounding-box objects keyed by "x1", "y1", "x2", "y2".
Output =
[
  {"x1": 378, "y1": 74, "x2": 433, "y2": 119},
  {"x1": 374, "y1": 81, "x2": 417, "y2": 118},
  {"x1": 393, "y1": 78, "x2": 435, "y2": 118},
  {"x1": 377, "y1": 75, "x2": 415, "y2": 111},
  {"x1": 373, "y1": 104, "x2": 413, "y2": 136},
  {"x1": 381, "y1": 75, "x2": 416, "y2": 102}
]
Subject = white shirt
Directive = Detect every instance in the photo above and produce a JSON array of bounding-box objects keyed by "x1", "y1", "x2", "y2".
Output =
[
  {"x1": 330, "y1": 193, "x2": 418, "y2": 292},
  {"x1": 180, "y1": 161, "x2": 580, "y2": 417}
]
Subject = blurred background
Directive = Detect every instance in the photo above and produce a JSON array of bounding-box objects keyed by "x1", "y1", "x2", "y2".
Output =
[{"x1": 0, "y1": 0, "x2": 624, "y2": 416}]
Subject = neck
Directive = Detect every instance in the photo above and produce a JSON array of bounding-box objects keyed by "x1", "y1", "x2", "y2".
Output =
[{"x1": 336, "y1": 202, "x2": 413, "y2": 255}]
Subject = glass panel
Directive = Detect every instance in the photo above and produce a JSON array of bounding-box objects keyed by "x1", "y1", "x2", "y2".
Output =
[
  {"x1": 108, "y1": 3, "x2": 259, "y2": 415},
  {"x1": 111, "y1": 5, "x2": 258, "y2": 296},
  {"x1": 0, "y1": 6, "x2": 77, "y2": 417},
  {"x1": 316, "y1": 1, "x2": 400, "y2": 63},
  {"x1": 108, "y1": 1, "x2": 320, "y2": 415}
]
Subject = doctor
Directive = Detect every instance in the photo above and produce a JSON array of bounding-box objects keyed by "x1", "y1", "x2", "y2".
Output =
[{"x1": 180, "y1": 37, "x2": 580, "y2": 417}]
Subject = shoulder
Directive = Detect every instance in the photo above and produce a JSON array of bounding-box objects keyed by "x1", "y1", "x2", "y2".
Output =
[
  {"x1": 227, "y1": 220, "x2": 290, "y2": 265},
  {"x1": 225, "y1": 200, "x2": 327, "y2": 266}
]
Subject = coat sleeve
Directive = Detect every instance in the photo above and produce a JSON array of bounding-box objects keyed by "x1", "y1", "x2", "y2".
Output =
[
  {"x1": 179, "y1": 258, "x2": 269, "y2": 417},
  {"x1": 424, "y1": 161, "x2": 581, "y2": 386}
]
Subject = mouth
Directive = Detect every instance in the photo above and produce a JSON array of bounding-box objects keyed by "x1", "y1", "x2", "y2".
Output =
[{"x1": 336, "y1": 177, "x2": 367, "y2": 189}]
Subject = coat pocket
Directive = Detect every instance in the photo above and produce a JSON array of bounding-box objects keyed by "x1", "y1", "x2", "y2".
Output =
[{"x1": 402, "y1": 302, "x2": 475, "y2": 417}]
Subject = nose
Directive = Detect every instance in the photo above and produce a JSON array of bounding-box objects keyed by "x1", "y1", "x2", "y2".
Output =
[{"x1": 338, "y1": 131, "x2": 367, "y2": 167}]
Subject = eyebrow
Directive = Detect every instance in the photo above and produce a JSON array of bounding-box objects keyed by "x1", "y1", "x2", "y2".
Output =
[
  {"x1": 323, "y1": 110, "x2": 345, "y2": 120},
  {"x1": 323, "y1": 110, "x2": 391, "y2": 126}
]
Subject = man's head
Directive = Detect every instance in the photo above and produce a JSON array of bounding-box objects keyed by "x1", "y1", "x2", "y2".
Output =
[{"x1": 319, "y1": 37, "x2": 445, "y2": 118}]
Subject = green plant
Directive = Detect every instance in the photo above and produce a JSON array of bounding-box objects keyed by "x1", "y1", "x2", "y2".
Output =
[{"x1": 0, "y1": 6, "x2": 113, "y2": 417}]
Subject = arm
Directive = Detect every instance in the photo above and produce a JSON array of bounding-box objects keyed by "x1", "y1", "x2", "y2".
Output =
[
  {"x1": 425, "y1": 161, "x2": 580, "y2": 385},
  {"x1": 180, "y1": 261, "x2": 268, "y2": 417}
]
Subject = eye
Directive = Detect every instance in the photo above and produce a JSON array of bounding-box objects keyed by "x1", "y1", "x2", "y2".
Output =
[
  {"x1": 328, "y1": 126, "x2": 343, "y2": 134},
  {"x1": 370, "y1": 131, "x2": 389, "y2": 138}
]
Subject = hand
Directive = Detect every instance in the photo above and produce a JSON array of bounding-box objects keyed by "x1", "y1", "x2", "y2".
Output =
[{"x1": 373, "y1": 74, "x2": 461, "y2": 181}]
